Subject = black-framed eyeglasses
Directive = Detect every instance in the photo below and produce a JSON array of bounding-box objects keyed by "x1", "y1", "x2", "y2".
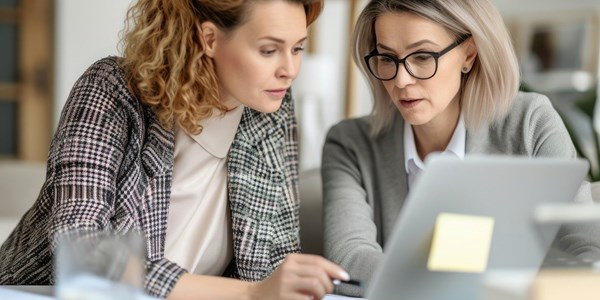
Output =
[{"x1": 364, "y1": 35, "x2": 471, "y2": 81}]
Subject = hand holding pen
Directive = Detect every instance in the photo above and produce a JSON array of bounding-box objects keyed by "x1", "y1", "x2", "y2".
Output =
[{"x1": 249, "y1": 253, "x2": 351, "y2": 300}]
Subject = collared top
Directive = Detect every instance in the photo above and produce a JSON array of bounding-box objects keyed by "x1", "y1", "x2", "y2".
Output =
[
  {"x1": 165, "y1": 105, "x2": 244, "y2": 275},
  {"x1": 403, "y1": 115, "x2": 466, "y2": 189}
]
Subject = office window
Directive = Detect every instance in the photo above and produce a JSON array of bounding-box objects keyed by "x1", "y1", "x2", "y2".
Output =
[
  {"x1": 0, "y1": 23, "x2": 18, "y2": 82},
  {"x1": 0, "y1": 0, "x2": 53, "y2": 161},
  {"x1": 0, "y1": 102, "x2": 17, "y2": 155},
  {"x1": 0, "y1": 0, "x2": 18, "y2": 6}
]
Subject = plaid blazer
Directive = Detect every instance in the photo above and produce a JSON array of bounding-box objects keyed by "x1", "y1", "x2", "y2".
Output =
[{"x1": 0, "y1": 57, "x2": 301, "y2": 298}]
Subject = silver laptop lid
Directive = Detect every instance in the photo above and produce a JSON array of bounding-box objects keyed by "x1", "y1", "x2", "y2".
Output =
[{"x1": 366, "y1": 156, "x2": 589, "y2": 300}]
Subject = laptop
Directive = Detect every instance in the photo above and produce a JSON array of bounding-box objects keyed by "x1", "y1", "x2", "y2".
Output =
[{"x1": 365, "y1": 155, "x2": 589, "y2": 300}]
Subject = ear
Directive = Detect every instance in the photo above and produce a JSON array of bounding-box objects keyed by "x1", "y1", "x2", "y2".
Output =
[
  {"x1": 200, "y1": 21, "x2": 219, "y2": 58},
  {"x1": 462, "y1": 38, "x2": 478, "y2": 71}
]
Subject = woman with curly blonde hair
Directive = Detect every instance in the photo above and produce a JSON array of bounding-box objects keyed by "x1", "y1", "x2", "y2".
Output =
[{"x1": 0, "y1": 0, "x2": 349, "y2": 299}]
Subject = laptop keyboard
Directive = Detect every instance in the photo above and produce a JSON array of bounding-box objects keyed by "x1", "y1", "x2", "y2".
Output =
[{"x1": 541, "y1": 246, "x2": 600, "y2": 269}]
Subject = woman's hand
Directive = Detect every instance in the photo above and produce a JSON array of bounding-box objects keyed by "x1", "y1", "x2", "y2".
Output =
[{"x1": 248, "y1": 253, "x2": 349, "y2": 300}]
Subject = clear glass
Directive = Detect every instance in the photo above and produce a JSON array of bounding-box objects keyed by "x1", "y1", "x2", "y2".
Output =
[{"x1": 55, "y1": 230, "x2": 146, "y2": 300}]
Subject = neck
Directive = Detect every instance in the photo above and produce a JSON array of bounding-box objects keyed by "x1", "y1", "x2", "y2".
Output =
[
  {"x1": 220, "y1": 93, "x2": 242, "y2": 111},
  {"x1": 412, "y1": 101, "x2": 461, "y2": 160}
]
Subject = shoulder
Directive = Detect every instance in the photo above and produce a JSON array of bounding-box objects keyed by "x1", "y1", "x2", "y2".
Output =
[
  {"x1": 501, "y1": 91, "x2": 562, "y2": 128},
  {"x1": 511, "y1": 91, "x2": 553, "y2": 113},
  {"x1": 77, "y1": 56, "x2": 129, "y2": 91},
  {"x1": 61, "y1": 56, "x2": 144, "y2": 121},
  {"x1": 476, "y1": 91, "x2": 573, "y2": 156},
  {"x1": 323, "y1": 116, "x2": 377, "y2": 159},
  {"x1": 67, "y1": 56, "x2": 135, "y2": 107},
  {"x1": 55, "y1": 57, "x2": 151, "y2": 142},
  {"x1": 326, "y1": 116, "x2": 373, "y2": 141}
]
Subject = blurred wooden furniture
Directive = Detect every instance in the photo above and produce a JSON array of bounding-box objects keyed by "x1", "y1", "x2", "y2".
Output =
[
  {"x1": 0, "y1": 0, "x2": 53, "y2": 162},
  {"x1": 344, "y1": 0, "x2": 361, "y2": 118}
]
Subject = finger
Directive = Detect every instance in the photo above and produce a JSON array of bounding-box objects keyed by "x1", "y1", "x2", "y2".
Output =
[
  {"x1": 278, "y1": 256, "x2": 334, "y2": 294},
  {"x1": 291, "y1": 254, "x2": 350, "y2": 281},
  {"x1": 291, "y1": 265, "x2": 334, "y2": 294},
  {"x1": 291, "y1": 277, "x2": 328, "y2": 299}
]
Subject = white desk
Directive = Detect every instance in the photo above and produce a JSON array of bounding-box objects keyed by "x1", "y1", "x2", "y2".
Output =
[
  {"x1": 0, "y1": 286, "x2": 53, "y2": 300},
  {"x1": 323, "y1": 295, "x2": 364, "y2": 299},
  {"x1": 0, "y1": 286, "x2": 162, "y2": 300}
]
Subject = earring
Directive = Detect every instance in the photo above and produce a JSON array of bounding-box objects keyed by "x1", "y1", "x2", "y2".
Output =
[{"x1": 462, "y1": 67, "x2": 469, "y2": 73}]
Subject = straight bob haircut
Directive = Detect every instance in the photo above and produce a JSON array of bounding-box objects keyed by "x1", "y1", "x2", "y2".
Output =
[{"x1": 353, "y1": 0, "x2": 520, "y2": 136}]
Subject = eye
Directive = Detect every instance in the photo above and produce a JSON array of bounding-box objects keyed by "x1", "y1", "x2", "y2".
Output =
[
  {"x1": 292, "y1": 46, "x2": 305, "y2": 55},
  {"x1": 377, "y1": 55, "x2": 395, "y2": 64},
  {"x1": 411, "y1": 53, "x2": 434, "y2": 63},
  {"x1": 261, "y1": 49, "x2": 277, "y2": 56}
]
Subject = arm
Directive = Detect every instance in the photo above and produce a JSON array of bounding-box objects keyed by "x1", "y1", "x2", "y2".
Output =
[
  {"x1": 525, "y1": 93, "x2": 600, "y2": 258},
  {"x1": 47, "y1": 59, "x2": 188, "y2": 298},
  {"x1": 168, "y1": 274, "x2": 252, "y2": 300},
  {"x1": 48, "y1": 60, "x2": 130, "y2": 246},
  {"x1": 321, "y1": 122, "x2": 382, "y2": 296},
  {"x1": 168, "y1": 254, "x2": 348, "y2": 300}
]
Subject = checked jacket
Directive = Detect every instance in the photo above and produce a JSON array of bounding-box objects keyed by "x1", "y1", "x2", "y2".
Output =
[{"x1": 0, "y1": 57, "x2": 301, "y2": 298}]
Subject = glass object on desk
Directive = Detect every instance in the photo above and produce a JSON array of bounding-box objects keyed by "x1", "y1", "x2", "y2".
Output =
[{"x1": 55, "y1": 230, "x2": 146, "y2": 300}]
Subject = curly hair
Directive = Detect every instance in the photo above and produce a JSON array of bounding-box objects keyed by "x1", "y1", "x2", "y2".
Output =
[{"x1": 120, "y1": 0, "x2": 324, "y2": 134}]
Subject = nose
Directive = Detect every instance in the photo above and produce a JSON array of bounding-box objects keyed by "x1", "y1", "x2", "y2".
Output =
[
  {"x1": 393, "y1": 63, "x2": 417, "y2": 88},
  {"x1": 276, "y1": 53, "x2": 301, "y2": 80}
]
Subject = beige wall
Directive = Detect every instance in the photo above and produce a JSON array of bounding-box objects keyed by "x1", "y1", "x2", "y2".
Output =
[{"x1": 54, "y1": 0, "x2": 133, "y2": 129}]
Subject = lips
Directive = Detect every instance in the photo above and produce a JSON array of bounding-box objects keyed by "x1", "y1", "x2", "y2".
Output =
[
  {"x1": 266, "y1": 88, "x2": 288, "y2": 99},
  {"x1": 399, "y1": 98, "x2": 423, "y2": 108}
]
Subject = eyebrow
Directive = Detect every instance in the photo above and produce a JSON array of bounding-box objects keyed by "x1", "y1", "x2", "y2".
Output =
[
  {"x1": 376, "y1": 39, "x2": 440, "y2": 52},
  {"x1": 259, "y1": 36, "x2": 308, "y2": 44}
]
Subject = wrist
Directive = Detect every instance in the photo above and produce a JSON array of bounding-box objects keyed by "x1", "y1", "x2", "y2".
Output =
[{"x1": 244, "y1": 281, "x2": 259, "y2": 300}]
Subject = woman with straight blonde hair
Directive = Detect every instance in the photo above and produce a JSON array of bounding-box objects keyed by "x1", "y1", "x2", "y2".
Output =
[
  {"x1": 0, "y1": 0, "x2": 351, "y2": 299},
  {"x1": 322, "y1": 0, "x2": 600, "y2": 296}
]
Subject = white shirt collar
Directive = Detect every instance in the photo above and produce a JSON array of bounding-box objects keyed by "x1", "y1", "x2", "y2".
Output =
[
  {"x1": 403, "y1": 114, "x2": 466, "y2": 174},
  {"x1": 187, "y1": 105, "x2": 244, "y2": 158}
]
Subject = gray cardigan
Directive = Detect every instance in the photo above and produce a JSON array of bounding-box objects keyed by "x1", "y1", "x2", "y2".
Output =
[{"x1": 322, "y1": 92, "x2": 600, "y2": 296}]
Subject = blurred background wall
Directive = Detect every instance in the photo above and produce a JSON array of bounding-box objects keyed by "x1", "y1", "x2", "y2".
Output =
[
  {"x1": 1, "y1": 0, "x2": 600, "y2": 171},
  {"x1": 54, "y1": 0, "x2": 132, "y2": 129}
]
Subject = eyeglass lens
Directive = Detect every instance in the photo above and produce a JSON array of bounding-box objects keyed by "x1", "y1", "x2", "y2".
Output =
[{"x1": 367, "y1": 52, "x2": 437, "y2": 80}]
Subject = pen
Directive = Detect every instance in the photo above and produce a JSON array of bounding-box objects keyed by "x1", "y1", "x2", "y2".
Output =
[{"x1": 333, "y1": 278, "x2": 363, "y2": 287}]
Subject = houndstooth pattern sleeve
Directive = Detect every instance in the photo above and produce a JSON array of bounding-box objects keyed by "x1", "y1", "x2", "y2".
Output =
[
  {"x1": 50, "y1": 58, "x2": 186, "y2": 298},
  {"x1": 0, "y1": 57, "x2": 185, "y2": 299}
]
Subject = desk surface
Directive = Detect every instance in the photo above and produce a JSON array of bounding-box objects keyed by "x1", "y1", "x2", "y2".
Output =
[
  {"x1": 323, "y1": 295, "x2": 365, "y2": 300},
  {"x1": 0, "y1": 286, "x2": 161, "y2": 300},
  {"x1": 0, "y1": 286, "x2": 53, "y2": 300},
  {"x1": 0, "y1": 287, "x2": 359, "y2": 300}
]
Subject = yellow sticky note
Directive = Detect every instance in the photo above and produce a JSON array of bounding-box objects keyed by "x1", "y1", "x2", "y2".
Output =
[{"x1": 427, "y1": 212, "x2": 495, "y2": 273}]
